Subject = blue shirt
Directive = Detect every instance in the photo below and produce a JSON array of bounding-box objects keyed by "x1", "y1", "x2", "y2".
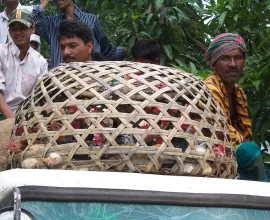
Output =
[{"x1": 32, "y1": 6, "x2": 125, "y2": 68}]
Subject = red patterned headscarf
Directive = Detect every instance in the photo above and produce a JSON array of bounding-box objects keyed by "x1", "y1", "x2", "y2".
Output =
[{"x1": 205, "y1": 33, "x2": 246, "y2": 66}]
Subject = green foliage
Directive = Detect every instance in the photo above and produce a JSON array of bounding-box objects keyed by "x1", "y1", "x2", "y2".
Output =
[{"x1": 85, "y1": 0, "x2": 208, "y2": 68}]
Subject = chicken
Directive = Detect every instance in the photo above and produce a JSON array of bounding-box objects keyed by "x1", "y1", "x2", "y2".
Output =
[
  {"x1": 21, "y1": 158, "x2": 46, "y2": 169},
  {"x1": 43, "y1": 153, "x2": 63, "y2": 167},
  {"x1": 8, "y1": 140, "x2": 26, "y2": 153},
  {"x1": 201, "y1": 162, "x2": 213, "y2": 175},
  {"x1": 184, "y1": 162, "x2": 198, "y2": 174},
  {"x1": 28, "y1": 144, "x2": 45, "y2": 151}
]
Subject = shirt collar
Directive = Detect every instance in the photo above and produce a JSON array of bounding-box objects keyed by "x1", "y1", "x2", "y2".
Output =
[
  {"x1": 10, "y1": 41, "x2": 21, "y2": 56},
  {"x1": 10, "y1": 41, "x2": 30, "y2": 58},
  {"x1": 60, "y1": 8, "x2": 80, "y2": 19},
  {"x1": 1, "y1": 3, "x2": 22, "y2": 21}
]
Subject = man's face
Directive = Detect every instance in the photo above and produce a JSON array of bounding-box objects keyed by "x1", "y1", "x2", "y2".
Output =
[
  {"x1": 9, "y1": 22, "x2": 35, "y2": 47},
  {"x1": 30, "y1": 41, "x2": 39, "y2": 51},
  {"x1": 53, "y1": 0, "x2": 73, "y2": 9},
  {"x1": 60, "y1": 36, "x2": 93, "y2": 63},
  {"x1": 213, "y1": 48, "x2": 245, "y2": 84}
]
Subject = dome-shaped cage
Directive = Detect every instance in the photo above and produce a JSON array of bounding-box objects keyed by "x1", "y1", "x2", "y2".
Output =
[{"x1": 9, "y1": 62, "x2": 237, "y2": 178}]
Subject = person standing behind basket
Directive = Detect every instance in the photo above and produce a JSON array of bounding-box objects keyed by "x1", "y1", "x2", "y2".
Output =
[
  {"x1": 32, "y1": 0, "x2": 125, "y2": 68},
  {"x1": 58, "y1": 19, "x2": 106, "y2": 63},
  {"x1": 131, "y1": 39, "x2": 160, "y2": 64},
  {"x1": 0, "y1": 9, "x2": 48, "y2": 120},
  {"x1": 204, "y1": 33, "x2": 267, "y2": 182}
]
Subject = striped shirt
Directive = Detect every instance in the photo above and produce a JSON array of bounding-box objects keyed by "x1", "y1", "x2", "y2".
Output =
[
  {"x1": 205, "y1": 74, "x2": 252, "y2": 146},
  {"x1": 32, "y1": 6, "x2": 125, "y2": 68}
]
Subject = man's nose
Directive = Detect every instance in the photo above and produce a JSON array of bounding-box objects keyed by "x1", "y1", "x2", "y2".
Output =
[
  {"x1": 63, "y1": 47, "x2": 71, "y2": 55},
  {"x1": 229, "y1": 58, "x2": 236, "y2": 67}
]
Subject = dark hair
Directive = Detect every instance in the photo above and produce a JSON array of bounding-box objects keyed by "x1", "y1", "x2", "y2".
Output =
[
  {"x1": 131, "y1": 39, "x2": 160, "y2": 60},
  {"x1": 58, "y1": 19, "x2": 94, "y2": 45}
]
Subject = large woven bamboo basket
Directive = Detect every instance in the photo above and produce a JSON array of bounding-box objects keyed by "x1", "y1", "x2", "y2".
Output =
[{"x1": 9, "y1": 61, "x2": 237, "y2": 178}]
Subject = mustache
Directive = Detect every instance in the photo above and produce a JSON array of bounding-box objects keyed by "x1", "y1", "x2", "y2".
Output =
[
  {"x1": 225, "y1": 68, "x2": 240, "y2": 73},
  {"x1": 63, "y1": 55, "x2": 76, "y2": 62}
]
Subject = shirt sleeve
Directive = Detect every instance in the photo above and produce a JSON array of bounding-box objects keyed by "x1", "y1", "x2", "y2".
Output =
[
  {"x1": 31, "y1": 5, "x2": 50, "y2": 42},
  {"x1": 93, "y1": 16, "x2": 125, "y2": 61}
]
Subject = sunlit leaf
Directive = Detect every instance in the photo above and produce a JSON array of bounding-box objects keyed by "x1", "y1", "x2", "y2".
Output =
[
  {"x1": 218, "y1": 11, "x2": 227, "y2": 26},
  {"x1": 189, "y1": 62, "x2": 197, "y2": 74},
  {"x1": 146, "y1": 13, "x2": 153, "y2": 25},
  {"x1": 163, "y1": 44, "x2": 173, "y2": 60}
]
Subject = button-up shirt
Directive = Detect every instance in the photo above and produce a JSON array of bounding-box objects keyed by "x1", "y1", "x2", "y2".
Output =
[
  {"x1": 0, "y1": 42, "x2": 48, "y2": 112},
  {"x1": 32, "y1": 6, "x2": 125, "y2": 68},
  {"x1": 0, "y1": 3, "x2": 33, "y2": 44}
]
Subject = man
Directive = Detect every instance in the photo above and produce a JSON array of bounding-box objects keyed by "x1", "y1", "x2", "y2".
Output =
[
  {"x1": 205, "y1": 33, "x2": 267, "y2": 181},
  {"x1": 32, "y1": 0, "x2": 125, "y2": 67},
  {"x1": 58, "y1": 19, "x2": 106, "y2": 63},
  {"x1": 0, "y1": 9, "x2": 48, "y2": 119},
  {"x1": 131, "y1": 39, "x2": 160, "y2": 64},
  {"x1": 0, "y1": 0, "x2": 32, "y2": 44}
]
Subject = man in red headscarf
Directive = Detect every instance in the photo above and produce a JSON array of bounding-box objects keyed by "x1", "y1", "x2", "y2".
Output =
[{"x1": 204, "y1": 33, "x2": 267, "y2": 182}]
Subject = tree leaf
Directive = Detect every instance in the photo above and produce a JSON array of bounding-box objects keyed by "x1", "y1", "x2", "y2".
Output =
[
  {"x1": 189, "y1": 62, "x2": 197, "y2": 74},
  {"x1": 127, "y1": 35, "x2": 136, "y2": 55},
  {"x1": 163, "y1": 44, "x2": 173, "y2": 60},
  {"x1": 233, "y1": 14, "x2": 239, "y2": 22},
  {"x1": 132, "y1": 22, "x2": 138, "y2": 33},
  {"x1": 155, "y1": 0, "x2": 164, "y2": 9},
  {"x1": 146, "y1": 13, "x2": 153, "y2": 25},
  {"x1": 253, "y1": 80, "x2": 261, "y2": 88},
  {"x1": 258, "y1": 34, "x2": 270, "y2": 49},
  {"x1": 225, "y1": 5, "x2": 232, "y2": 10},
  {"x1": 218, "y1": 11, "x2": 227, "y2": 26},
  {"x1": 242, "y1": 26, "x2": 251, "y2": 32}
]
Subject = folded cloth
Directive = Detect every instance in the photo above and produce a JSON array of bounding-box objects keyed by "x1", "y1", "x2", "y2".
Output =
[{"x1": 235, "y1": 142, "x2": 268, "y2": 182}]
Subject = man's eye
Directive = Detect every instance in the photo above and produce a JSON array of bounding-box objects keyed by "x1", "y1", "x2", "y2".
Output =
[
  {"x1": 220, "y1": 56, "x2": 229, "y2": 61},
  {"x1": 69, "y1": 44, "x2": 77, "y2": 48},
  {"x1": 235, "y1": 55, "x2": 244, "y2": 60}
]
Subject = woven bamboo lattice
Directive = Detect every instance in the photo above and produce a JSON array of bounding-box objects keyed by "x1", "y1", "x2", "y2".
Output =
[{"x1": 9, "y1": 61, "x2": 237, "y2": 178}]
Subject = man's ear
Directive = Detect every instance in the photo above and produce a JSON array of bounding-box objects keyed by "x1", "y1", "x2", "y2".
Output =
[
  {"x1": 30, "y1": 24, "x2": 36, "y2": 35},
  {"x1": 87, "y1": 41, "x2": 93, "y2": 54},
  {"x1": 212, "y1": 62, "x2": 217, "y2": 71}
]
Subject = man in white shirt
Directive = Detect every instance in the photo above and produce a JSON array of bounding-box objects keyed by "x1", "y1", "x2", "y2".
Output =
[
  {"x1": 0, "y1": 9, "x2": 48, "y2": 119},
  {"x1": 0, "y1": 0, "x2": 33, "y2": 44}
]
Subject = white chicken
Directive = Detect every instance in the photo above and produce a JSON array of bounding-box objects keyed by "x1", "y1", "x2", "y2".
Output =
[
  {"x1": 28, "y1": 144, "x2": 45, "y2": 151},
  {"x1": 22, "y1": 158, "x2": 43, "y2": 169},
  {"x1": 183, "y1": 162, "x2": 199, "y2": 174},
  {"x1": 44, "y1": 153, "x2": 63, "y2": 167}
]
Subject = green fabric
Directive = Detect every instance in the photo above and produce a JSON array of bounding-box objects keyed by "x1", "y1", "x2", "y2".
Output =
[
  {"x1": 0, "y1": 114, "x2": 6, "y2": 120},
  {"x1": 236, "y1": 142, "x2": 268, "y2": 182},
  {"x1": 8, "y1": 9, "x2": 32, "y2": 27}
]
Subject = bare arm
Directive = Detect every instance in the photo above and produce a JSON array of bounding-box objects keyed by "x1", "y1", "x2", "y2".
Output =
[
  {"x1": 0, "y1": 93, "x2": 14, "y2": 118},
  {"x1": 40, "y1": 0, "x2": 50, "y2": 9}
]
